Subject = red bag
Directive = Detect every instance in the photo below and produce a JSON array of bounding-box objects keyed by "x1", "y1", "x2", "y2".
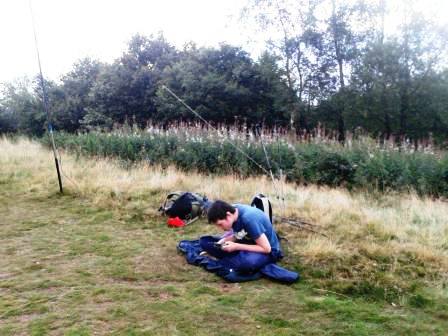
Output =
[{"x1": 167, "y1": 216, "x2": 185, "y2": 228}]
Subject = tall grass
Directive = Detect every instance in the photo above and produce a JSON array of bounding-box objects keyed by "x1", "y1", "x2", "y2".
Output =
[
  {"x1": 143, "y1": 121, "x2": 441, "y2": 152},
  {"x1": 45, "y1": 125, "x2": 448, "y2": 198}
]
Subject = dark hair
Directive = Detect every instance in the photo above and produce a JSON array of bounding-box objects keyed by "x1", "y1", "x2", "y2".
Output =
[{"x1": 207, "y1": 200, "x2": 236, "y2": 223}]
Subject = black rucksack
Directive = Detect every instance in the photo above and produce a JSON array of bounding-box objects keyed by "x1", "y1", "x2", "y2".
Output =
[
  {"x1": 251, "y1": 193, "x2": 273, "y2": 224},
  {"x1": 159, "y1": 191, "x2": 209, "y2": 221}
]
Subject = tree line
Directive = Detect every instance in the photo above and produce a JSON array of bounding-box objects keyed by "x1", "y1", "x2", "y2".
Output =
[{"x1": 1, "y1": 0, "x2": 447, "y2": 145}]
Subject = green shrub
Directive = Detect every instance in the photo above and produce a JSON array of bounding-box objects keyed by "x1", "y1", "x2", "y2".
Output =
[{"x1": 43, "y1": 132, "x2": 448, "y2": 197}]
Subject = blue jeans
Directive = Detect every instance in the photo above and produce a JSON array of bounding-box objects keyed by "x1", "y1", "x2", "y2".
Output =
[{"x1": 199, "y1": 235, "x2": 274, "y2": 274}]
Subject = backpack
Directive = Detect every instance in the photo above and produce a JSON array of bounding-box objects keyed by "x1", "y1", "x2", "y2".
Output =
[
  {"x1": 251, "y1": 193, "x2": 273, "y2": 224},
  {"x1": 250, "y1": 193, "x2": 286, "y2": 244},
  {"x1": 159, "y1": 191, "x2": 209, "y2": 222}
]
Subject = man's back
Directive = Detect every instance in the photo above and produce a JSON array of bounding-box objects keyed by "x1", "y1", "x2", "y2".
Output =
[{"x1": 232, "y1": 204, "x2": 282, "y2": 257}]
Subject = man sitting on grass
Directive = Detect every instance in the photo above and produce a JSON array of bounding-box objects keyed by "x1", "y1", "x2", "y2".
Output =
[{"x1": 201, "y1": 200, "x2": 283, "y2": 274}]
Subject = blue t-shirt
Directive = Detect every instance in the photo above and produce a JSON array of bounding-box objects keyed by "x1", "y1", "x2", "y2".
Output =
[{"x1": 232, "y1": 204, "x2": 282, "y2": 257}]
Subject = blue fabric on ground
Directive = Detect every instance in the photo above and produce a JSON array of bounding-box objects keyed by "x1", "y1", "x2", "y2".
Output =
[
  {"x1": 200, "y1": 235, "x2": 273, "y2": 273},
  {"x1": 259, "y1": 263, "x2": 300, "y2": 284},
  {"x1": 177, "y1": 236, "x2": 299, "y2": 284}
]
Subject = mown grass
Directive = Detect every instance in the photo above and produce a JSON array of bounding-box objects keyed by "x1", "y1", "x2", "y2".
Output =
[{"x1": 1, "y1": 137, "x2": 448, "y2": 335}]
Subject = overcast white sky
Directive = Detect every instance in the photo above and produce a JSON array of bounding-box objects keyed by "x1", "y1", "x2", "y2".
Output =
[
  {"x1": 0, "y1": 0, "x2": 446, "y2": 84},
  {"x1": 0, "y1": 0, "x2": 252, "y2": 83}
]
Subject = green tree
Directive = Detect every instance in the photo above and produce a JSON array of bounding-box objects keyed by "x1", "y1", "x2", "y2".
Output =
[
  {"x1": 82, "y1": 34, "x2": 178, "y2": 129},
  {"x1": 50, "y1": 58, "x2": 103, "y2": 132},
  {"x1": 155, "y1": 44, "x2": 290, "y2": 126},
  {"x1": 0, "y1": 78, "x2": 45, "y2": 135}
]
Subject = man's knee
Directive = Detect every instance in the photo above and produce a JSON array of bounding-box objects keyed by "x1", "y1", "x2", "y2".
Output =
[{"x1": 235, "y1": 252, "x2": 271, "y2": 272}]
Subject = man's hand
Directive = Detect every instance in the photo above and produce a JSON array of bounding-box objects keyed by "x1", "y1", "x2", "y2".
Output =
[
  {"x1": 221, "y1": 234, "x2": 272, "y2": 254},
  {"x1": 217, "y1": 235, "x2": 236, "y2": 245},
  {"x1": 221, "y1": 241, "x2": 239, "y2": 253}
]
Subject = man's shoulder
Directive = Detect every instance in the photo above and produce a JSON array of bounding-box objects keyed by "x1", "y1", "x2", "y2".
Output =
[
  {"x1": 235, "y1": 204, "x2": 268, "y2": 225},
  {"x1": 235, "y1": 203, "x2": 261, "y2": 214},
  {"x1": 234, "y1": 203, "x2": 250, "y2": 211}
]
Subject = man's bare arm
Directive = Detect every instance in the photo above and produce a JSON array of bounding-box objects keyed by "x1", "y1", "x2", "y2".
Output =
[{"x1": 222, "y1": 234, "x2": 271, "y2": 254}]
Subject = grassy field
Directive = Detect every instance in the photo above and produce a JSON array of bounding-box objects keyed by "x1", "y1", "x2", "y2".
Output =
[{"x1": 1, "y1": 137, "x2": 447, "y2": 335}]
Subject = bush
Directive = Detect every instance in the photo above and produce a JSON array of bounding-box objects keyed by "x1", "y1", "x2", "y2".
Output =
[{"x1": 43, "y1": 131, "x2": 448, "y2": 198}]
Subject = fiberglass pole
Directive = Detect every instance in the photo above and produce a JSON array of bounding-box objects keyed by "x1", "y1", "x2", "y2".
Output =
[{"x1": 29, "y1": 0, "x2": 63, "y2": 194}]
